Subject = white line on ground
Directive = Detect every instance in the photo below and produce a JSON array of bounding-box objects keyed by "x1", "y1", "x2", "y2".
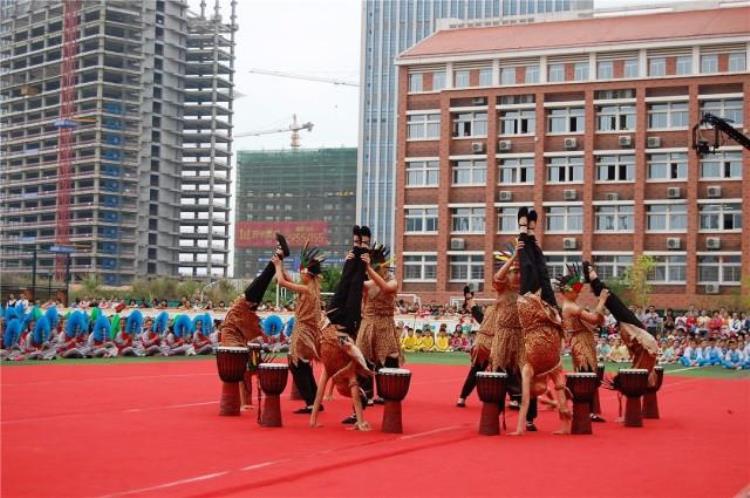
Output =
[
  {"x1": 666, "y1": 366, "x2": 698, "y2": 374},
  {"x1": 240, "y1": 460, "x2": 287, "y2": 472},
  {"x1": 2, "y1": 372, "x2": 215, "y2": 387},
  {"x1": 98, "y1": 471, "x2": 230, "y2": 498},
  {"x1": 399, "y1": 424, "x2": 463, "y2": 440}
]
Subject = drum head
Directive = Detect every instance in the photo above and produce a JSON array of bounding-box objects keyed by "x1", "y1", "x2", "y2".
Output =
[
  {"x1": 619, "y1": 368, "x2": 648, "y2": 375},
  {"x1": 259, "y1": 362, "x2": 286, "y2": 370},
  {"x1": 247, "y1": 343, "x2": 262, "y2": 350},
  {"x1": 476, "y1": 371, "x2": 507, "y2": 379},
  {"x1": 567, "y1": 372, "x2": 597, "y2": 379},
  {"x1": 378, "y1": 368, "x2": 410, "y2": 375},
  {"x1": 217, "y1": 346, "x2": 249, "y2": 353}
]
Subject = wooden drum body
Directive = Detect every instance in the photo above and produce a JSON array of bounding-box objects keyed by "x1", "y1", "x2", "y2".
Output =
[
  {"x1": 566, "y1": 372, "x2": 598, "y2": 435},
  {"x1": 476, "y1": 371, "x2": 507, "y2": 436},
  {"x1": 617, "y1": 368, "x2": 649, "y2": 428},
  {"x1": 591, "y1": 362, "x2": 605, "y2": 414},
  {"x1": 642, "y1": 366, "x2": 664, "y2": 419},
  {"x1": 376, "y1": 368, "x2": 412, "y2": 434},
  {"x1": 258, "y1": 363, "x2": 288, "y2": 427},
  {"x1": 216, "y1": 346, "x2": 249, "y2": 416}
]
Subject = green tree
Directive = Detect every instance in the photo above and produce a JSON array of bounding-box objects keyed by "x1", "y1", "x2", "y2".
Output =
[
  {"x1": 321, "y1": 266, "x2": 342, "y2": 293},
  {"x1": 622, "y1": 255, "x2": 655, "y2": 309},
  {"x1": 80, "y1": 274, "x2": 101, "y2": 297}
]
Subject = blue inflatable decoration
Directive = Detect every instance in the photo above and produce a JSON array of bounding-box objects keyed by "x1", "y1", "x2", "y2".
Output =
[
  {"x1": 92, "y1": 315, "x2": 111, "y2": 343},
  {"x1": 125, "y1": 310, "x2": 144, "y2": 336},
  {"x1": 284, "y1": 317, "x2": 296, "y2": 337},
  {"x1": 152, "y1": 311, "x2": 169, "y2": 335},
  {"x1": 32, "y1": 316, "x2": 52, "y2": 345},
  {"x1": 262, "y1": 315, "x2": 284, "y2": 336},
  {"x1": 3, "y1": 319, "x2": 21, "y2": 349},
  {"x1": 173, "y1": 314, "x2": 194, "y2": 339}
]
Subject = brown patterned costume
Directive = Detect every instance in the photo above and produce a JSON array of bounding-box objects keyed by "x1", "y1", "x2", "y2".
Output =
[
  {"x1": 565, "y1": 313, "x2": 598, "y2": 372},
  {"x1": 620, "y1": 322, "x2": 660, "y2": 386},
  {"x1": 356, "y1": 288, "x2": 400, "y2": 366},
  {"x1": 319, "y1": 322, "x2": 373, "y2": 397},
  {"x1": 517, "y1": 292, "x2": 564, "y2": 396},
  {"x1": 219, "y1": 297, "x2": 262, "y2": 346},
  {"x1": 489, "y1": 279, "x2": 522, "y2": 372},
  {"x1": 289, "y1": 285, "x2": 321, "y2": 366},
  {"x1": 472, "y1": 306, "x2": 496, "y2": 365}
]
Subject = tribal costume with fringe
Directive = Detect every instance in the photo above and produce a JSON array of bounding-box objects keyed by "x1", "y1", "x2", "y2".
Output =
[
  {"x1": 319, "y1": 319, "x2": 373, "y2": 397},
  {"x1": 489, "y1": 279, "x2": 523, "y2": 372},
  {"x1": 565, "y1": 314, "x2": 598, "y2": 372},
  {"x1": 356, "y1": 287, "x2": 401, "y2": 367},
  {"x1": 517, "y1": 292, "x2": 564, "y2": 396},
  {"x1": 289, "y1": 284, "x2": 322, "y2": 366}
]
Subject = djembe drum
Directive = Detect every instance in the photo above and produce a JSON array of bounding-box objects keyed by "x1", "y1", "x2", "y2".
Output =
[
  {"x1": 476, "y1": 371, "x2": 507, "y2": 436},
  {"x1": 566, "y1": 372, "x2": 599, "y2": 435},
  {"x1": 216, "y1": 346, "x2": 250, "y2": 416},
  {"x1": 642, "y1": 366, "x2": 664, "y2": 419},
  {"x1": 242, "y1": 343, "x2": 263, "y2": 407},
  {"x1": 591, "y1": 362, "x2": 605, "y2": 414},
  {"x1": 376, "y1": 368, "x2": 412, "y2": 433},
  {"x1": 617, "y1": 368, "x2": 649, "y2": 427},
  {"x1": 258, "y1": 363, "x2": 289, "y2": 427}
]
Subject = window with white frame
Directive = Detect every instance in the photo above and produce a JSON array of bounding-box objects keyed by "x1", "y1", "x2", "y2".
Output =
[
  {"x1": 498, "y1": 157, "x2": 534, "y2": 184},
  {"x1": 597, "y1": 104, "x2": 636, "y2": 131},
  {"x1": 547, "y1": 156, "x2": 583, "y2": 183},
  {"x1": 675, "y1": 55, "x2": 692, "y2": 75},
  {"x1": 648, "y1": 102, "x2": 689, "y2": 129},
  {"x1": 648, "y1": 255, "x2": 686, "y2": 284},
  {"x1": 573, "y1": 62, "x2": 589, "y2": 81},
  {"x1": 479, "y1": 68, "x2": 493, "y2": 86},
  {"x1": 647, "y1": 152, "x2": 688, "y2": 181},
  {"x1": 432, "y1": 71, "x2": 446, "y2": 91},
  {"x1": 407, "y1": 113, "x2": 440, "y2": 139},
  {"x1": 403, "y1": 254, "x2": 437, "y2": 282},
  {"x1": 700, "y1": 54, "x2": 718, "y2": 73},
  {"x1": 496, "y1": 206, "x2": 519, "y2": 233},
  {"x1": 595, "y1": 204, "x2": 634, "y2": 232},
  {"x1": 405, "y1": 207, "x2": 438, "y2": 233},
  {"x1": 596, "y1": 154, "x2": 635, "y2": 183},
  {"x1": 451, "y1": 207, "x2": 485, "y2": 233},
  {"x1": 545, "y1": 254, "x2": 582, "y2": 279},
  {"x1": 545, "y1": 205, "x2": 583, "y2": 233},
  {"x1": 525, "y1": 64, "x2": 539, "y2": 83},
  {"x1": 449, "y1": 254, "x2": 484, "y2": 282},
  {"x1": 649, "y1": 57, "x2": 666, "y2": 77},
  {"x1": 699, "y1": 203, "x2": 742, "y2": 231},
  {"x1": 646, "y1": 204, "x2": 687, "y2": 232},
  {"x1": 592, "y1": 255, "x2": 632, "y2": 281},
  {"x1": 699, "y1": 151, "x2": 742, "y2": 180},
  {"x1": 500, "y1": 67, "x2": 516, "y2": 85},
  {"x1": 408, "y1": 73, "x2": 423, "y2": 93},
  {"x1": 452, "y1": 159, "x2": 486, "y2": 186},
  {"x1": 452, "y1": 112, "x2": 487, "y2": 137},
  {"x1": 406, "y1": 160, "x2": 439, "y2": 187},
  {"x1": 700, "y1": 98, "x2": 743, "y2": 125},
  {"x1": 548, "y1": 106, "x2": 585, "y2": 133},
  {"x1": 500, "y1": 109, "x2": 535, "y2": 135},
  {"x1": 698, "y1": 255, "x2": 742, "y2": 284},
  {"x1": 454, "y1": 69, "x2": 470, "y2": 88},
  {"x1": 728, "y1": 52, "x2": 747, "y2": 72},
  {"x1": 623, "y1": 59, "x2": 639, "y2": 78},
  {"x1": 548, "y1": 63, "x2": 565, "y2": 82},
  {"x1": 597, "y1": 61, "x2": 613, "y2": 80}
]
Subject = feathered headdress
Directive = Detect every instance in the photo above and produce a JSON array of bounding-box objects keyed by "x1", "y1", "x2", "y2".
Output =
[
  {"x1": 125, "y1": 310, "x2": 144, "y2": 336},
  {"x1": 557, "y1": 263, "x2": 585, "y2": 293},
  {"x1": 493, "y1": 242, "x2": 517, "y2": 263},
  {"x1": 152, "y1": 311, "x2": 169, "y2": 335},
  {"x1": 45, "y1": 306, "x2": 60, "y2": 330},
  {"x1": 369, "y1": 243, "x2": 393, "y2": 270},
  {"x1": 92, "y1": 315, "x2": 111, "y2": 343},
  {"x1": 173, "y1": 314, "x2": 194, "y2": 339},
  {"x1": 299, "y1": 241, "x2": 326, "y2": 276},
  {"x1": 65, "y1": 311, "x2": 87, "y2": 338},
  {"x1": 4, "y1": 319, "x2": 21, "y2": 349}
]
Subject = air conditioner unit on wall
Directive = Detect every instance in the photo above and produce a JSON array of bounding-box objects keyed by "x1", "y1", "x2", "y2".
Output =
[
  {"x1": 498, "y1": 140, "x2": 512, "y2": 152},
  {"x1": 563, "y1": 237, "x2": 577, "y2": 250},
  {"x1": 618, "y1": 135, "x2": 633, "y2": 147},
  {"x1": 666, "y1": 237, "x2": 681, "y2": 250},
  {"x1": 707, "y1": 186, "x2": 722, "y2": 198},
  {"x1": 705, "y1": 284, "x2": 720, "y2": 295},
  {"x1": 706, "y1": 237, "x2": 721, "y2": 250},
  {"x1": 498, "y1": 190, "x2": 512, "y2": 202},
  {"x1": 472, "y1": 97, "x2": 487, "y2": 105},
  {"x1": 563, "y1": 189, "x2": 577, "y2": 201},
  {"x1": 605, "y1": 192, "x2": 620, "y2": 201},
  {"x1": 564, "y1": 137, "x2": 577, "y2": 150},
  {"x1": 450, "y1": 238, "x2": 465, "y2": 250},
  {"x1": 667, "y1": 186, "x2": 682, "y2": 199},
  {"x1": 647, "y1": 136, "x2": 661, "y2": 148},
  {"x1": 471, "y1": 142, "x2": 486, "y2": 153}
]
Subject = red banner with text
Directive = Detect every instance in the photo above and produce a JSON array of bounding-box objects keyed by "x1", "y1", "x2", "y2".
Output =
[{"x1": 235, "y1": 221, "x2": 330, "y2": 249}]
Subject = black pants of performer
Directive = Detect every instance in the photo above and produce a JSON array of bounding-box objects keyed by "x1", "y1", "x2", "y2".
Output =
[
  {"x1": 518, "y1": 233, "x2": 557, "y2": 308},
  {"x1": 244, "y1": 261, "x2": 276, "y2": 307},
  {"x1": 589, "y1": 277, "x2": 644, "y2": 329},
  {"x1": 505, "y1": 368, "x2": 537, "y2": 422},
  {"x1": 289, "y1": 360, "x2": 317, "y2": 406},
  {"x1": 326, "y1": 247, "x2": 367, "y2": 338},
  {"x1": 360, "y1": 356, "x2": 399, "y2": 399},
  {"x1": 459, "y1": 360, "x2": 487, "y2": 400}
]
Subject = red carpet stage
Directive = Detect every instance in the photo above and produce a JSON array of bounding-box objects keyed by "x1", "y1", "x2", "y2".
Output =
[{"x1": 2, "y1": 360, "x2": 748, "y2": 497}]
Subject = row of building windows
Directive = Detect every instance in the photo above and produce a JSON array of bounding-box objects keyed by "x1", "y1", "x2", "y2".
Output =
[
  {"x1": 405, "y1": 151, "x2": 742, "y2": 187},
  {"x1": 404, "y1": 203, "x2": 742, "y2": 234},
  {"x1": 407, "y1": 52, "x2": 747, "y2": 93},
  {"x1": 402, "y1": 253, "x2": 743, "y2": 285},
  {"x1": 406, "y1": 98, "x2": 743, "y2": 139}
]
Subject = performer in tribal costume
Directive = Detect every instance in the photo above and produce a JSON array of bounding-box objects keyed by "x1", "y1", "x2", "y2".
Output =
[
  {"x1": 357, "y1": 244, "x2": 401, "y2": 402},
  {"x1": 310, "y1": 227, "x2": 374, "y2": 431},
  {"x1": 511, "y1": 206, "x2": 571, "y2": 435},
  {"x1": 192, "y1": 314, "x2": 216, "y2": 355},
  {"x1": 219, "y1": 234, "x2": 290, "y2": 347},
  {"x1": 582, "y1": 262, "x2": 659, "y2": 387},
  {"x1": 274, "y1": 242, "x2": 326, "y2": 414},
  {"x1": 558, "y1": 266, "x2": 609, "y2": 422}
]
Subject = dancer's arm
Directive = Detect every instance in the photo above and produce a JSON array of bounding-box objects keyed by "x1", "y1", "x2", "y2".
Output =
[
  {"x1": 272, "y1": 256, "x2": 309, "y2": 294},
  {"x1": 364, "y1": 256, "x2": 398, "y2": 293},
  {"x1": 579, "y1": 291, "x2": 609, "y2": 326},
  {"x1": 493, "y1": 239, "x2": 521, "y2": 284}
]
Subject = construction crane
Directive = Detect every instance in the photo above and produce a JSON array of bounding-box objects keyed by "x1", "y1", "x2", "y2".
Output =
[
  {"x1": 54, "y1": 0, "x2": 81, "y2": 280},
  {"x1": 234, "y1": 114, "x2": 313, "y2": 149},
  {"x1": 248, "y1": 68, "x2": 359, "y2": 87},
  {"x1": 692, "y1": 113, "x2": 750, "y2": 157}
]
